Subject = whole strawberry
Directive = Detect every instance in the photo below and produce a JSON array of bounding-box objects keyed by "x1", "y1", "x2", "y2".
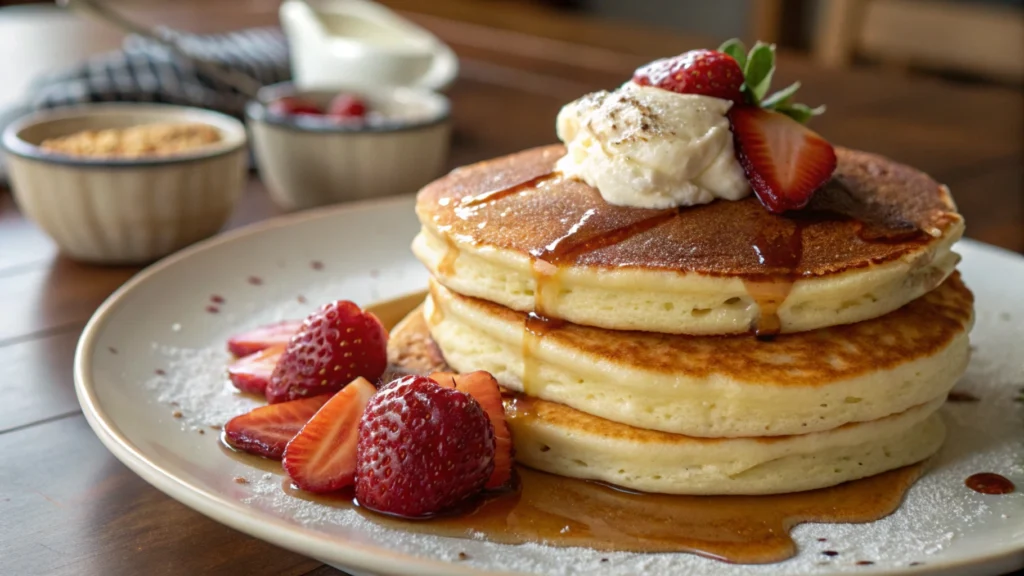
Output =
[
  {"x1": 633, "y1": 49, "x2": 744, "y2": 102},
  {"x1": 265, "y1": 300, "x2": 388, "y2": 404},
  {"x1": 356, "y1": 375, "x2": 495, "y2": 517}
]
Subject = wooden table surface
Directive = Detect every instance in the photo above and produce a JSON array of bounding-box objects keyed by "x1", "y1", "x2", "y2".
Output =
[{"x1": 1, "y1": 2, "x2": 1021, "y2": 575}]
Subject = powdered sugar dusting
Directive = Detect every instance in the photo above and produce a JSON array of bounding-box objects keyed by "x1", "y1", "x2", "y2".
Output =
[{"x1": 145, "y1": 344, "x2": 263, "y2": 428}]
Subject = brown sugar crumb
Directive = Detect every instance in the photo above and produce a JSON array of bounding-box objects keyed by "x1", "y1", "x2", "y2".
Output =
[
  {"x1": 233, "y1": 476, "x2": 249, "y2": 484},
  {"x1": 456, "y1": 552, "x2": 469, "y2": 560},
  {"x1": 198, "y1": 429, "x2": 205, "y2": 435},
  {"x1": 40, "y1": 123, "x2": 221, "y2": 158},
  {"x1": 172, "y1": 410, "x2": 183, "y2": 418},
  {"x1": 297, "y1": 295, "x2": 307, "y2": 304}
]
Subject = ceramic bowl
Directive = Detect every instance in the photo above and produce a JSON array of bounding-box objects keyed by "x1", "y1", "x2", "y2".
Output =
[
  {"x1": 2, "y1": 103, "x2": 248, "y2": 264},
  {"x1": 246, "y1": 82, "x2": 450, "y2": 211}
]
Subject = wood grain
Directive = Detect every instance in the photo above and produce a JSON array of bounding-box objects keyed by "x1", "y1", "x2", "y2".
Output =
[
  {"x1": 0, "y1": 260, "x2": 136, "y2": 344},
  {"x1": 0, "y1": 2, "x2": 1020, "y2": 575},
  {"x1": 0, "y1": 415, "x2": 325, "y2": 576},
  {"x1": 0, "y1": 327, "x2": 82, "y2": 433}
]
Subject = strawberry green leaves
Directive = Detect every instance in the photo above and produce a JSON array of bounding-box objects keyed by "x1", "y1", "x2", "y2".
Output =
[
  {"x1": 743, "y1": 43, "x2": 776, "y2": 102},
  {"x1": 719, "y1": 38, "x2": 747, "y2": 69},
  {"x1": 718, "y1": 38, "x2": 826, "y2": 124}
]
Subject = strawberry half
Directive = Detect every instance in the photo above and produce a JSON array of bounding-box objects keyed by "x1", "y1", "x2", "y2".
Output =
[
  {"x1": 265, "y1": 301, "x2": 388, "y2": 404},
  {"x1": 228, "y1": 345, "x2": 284, "y2": 395},
  {"x1": 223, "y1": 395, "x2": 330, "y2": 459},
  {"x1": 283, "y1": 377, "x2": 377, "y2": 493},
  {"x1": 430, "y1": 371, "x2": 514, "y2": 490},
  {"x1": 356, "y1": 374, "x2": 495, "y2": 517},
  {"x1": 227, "y1": 320, "x2": 302, "y2": 357},
  {"x1": 728, "y1": 106, "x2": 837, "y2": 213},
  {"x1": 633, "y1": 49, "x2": 744, "y2": 102}
]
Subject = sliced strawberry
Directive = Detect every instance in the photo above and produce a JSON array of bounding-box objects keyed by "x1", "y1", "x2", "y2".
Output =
[
  {"x1": 430, "y1": 371, "x2": 514, "y2": 489},
  {"x1": 265, "y1": 301, "x2": 388, "y2": 404},
  {"x1": 223, "y1": 395, "x2": 330, "y2": 459},
  {"x1": 357, "y1": 375, "x2": 494, "y2": 517},
  {"x1": 283, "y1": 377, "x2": 377, "y2": 493},
  {"x1": 227, "y1": 320, "x2": 302, "y2": 357},
  {"x1": 728, "y1": 106, "x2": 837, "y2": 213},
  {"x1": 633, "y1": 49, "x2": 744, "y2": 102},
  {"x1": 228, "y1": 345, "x2": 285, "y2": 395}
]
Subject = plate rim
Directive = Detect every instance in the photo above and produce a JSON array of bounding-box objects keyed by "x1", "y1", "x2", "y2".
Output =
[{"x1": 73, "y1": 199, "x2": 1024, "y2": 576}]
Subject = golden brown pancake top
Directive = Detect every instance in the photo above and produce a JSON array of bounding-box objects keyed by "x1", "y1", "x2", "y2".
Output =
[
  {"x1": 387, "y1": 303, "x2": 947, "y2": 444},
  {"x1": 416, "y1": 145, "x2": 962, "y2": 277},
  {"x1": 428, "y1": 273, "x2": 973, "y2": 387}
]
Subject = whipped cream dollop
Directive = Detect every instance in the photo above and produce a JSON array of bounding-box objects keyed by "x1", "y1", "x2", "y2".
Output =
[{"x1": 555, "y1": 82, "x2": 750, "y2": 209}]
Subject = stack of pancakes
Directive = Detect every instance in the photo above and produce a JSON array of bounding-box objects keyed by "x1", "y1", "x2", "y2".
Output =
[{"x1": 391, "y1": 144, "x2": 973, "y2": 495}]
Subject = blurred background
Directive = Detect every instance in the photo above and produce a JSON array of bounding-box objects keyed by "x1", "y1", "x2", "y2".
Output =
[
  {"x1": 3, "y1": 0, "x2": 1022, "y2": 99},
  {"x1": 1, "y1": 0, "x2": 1022, "y2": 255},
  {"x1": 2, "y1": 0, "x2": 1022, "y2": 116}
]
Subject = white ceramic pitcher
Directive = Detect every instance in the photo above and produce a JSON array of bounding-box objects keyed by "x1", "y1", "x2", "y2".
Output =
[{"x1": 280, "y1": 0, "x2": 458, "y2": 91}]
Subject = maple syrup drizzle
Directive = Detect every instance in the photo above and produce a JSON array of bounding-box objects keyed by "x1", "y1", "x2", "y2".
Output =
[
  {"x1": 965, "y1": 473, "x2": 1015, "y2": 495},
  {"x1": 437, "y1": 233, "x2": 460, "y2": 277},
  {"x1": 439, "y1": 172, "x2": 560, "y2": 285},
  {"x1": 743, "y1": 220, "x2": 807, "y2": 336},
  {"x1": 521, "y1": 208, "x2": 680, "y2": 395},
  {"x1": 458, "y1": 172, "x2": 558, "y2": 208}
]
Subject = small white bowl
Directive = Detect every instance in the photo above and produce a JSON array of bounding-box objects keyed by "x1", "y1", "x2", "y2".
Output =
[
  {"x1": 246, "y1": 82, "x2": 450, "y2": 211},
  {"x1": 2, "y1": 103, "x2": 248, "y2": 264}
]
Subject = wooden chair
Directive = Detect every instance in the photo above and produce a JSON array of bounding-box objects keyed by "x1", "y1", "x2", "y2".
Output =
[{"x1": 813, "y1": 0, "x2": 1024, "y2": 83}]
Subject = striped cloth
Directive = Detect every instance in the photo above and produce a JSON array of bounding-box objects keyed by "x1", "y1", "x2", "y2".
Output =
[{"x1": 27, "y1": 27, "x2": 290, "y2": 117}]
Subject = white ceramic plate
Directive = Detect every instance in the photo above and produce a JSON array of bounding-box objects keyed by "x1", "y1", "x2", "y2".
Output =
[{"x1": 75, "y1": 196, "x2": 1024, "y2": 576}]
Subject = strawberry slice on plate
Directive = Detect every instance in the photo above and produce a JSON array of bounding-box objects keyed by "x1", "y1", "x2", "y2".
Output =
[
  {"x1": 283, "y1": 377, "x2": 377, "y2": 493},
  {"x1": 431, "y1": 371, "x2": 514, "y2": 490},
  {"x1": 227, "y1": 320, "x2": 302, "y2": 357},
  {"x1": 223, "y1": 395, "x2": 330, "y2": 460},
  {"x1": 728, "y1": 106, "x2": 837, "y2": 213},
  {"x1": 228, "y1": 345, "x2": 284, "y2": 395},
  {"x1": 265, "y1": 300, "x2": 388, "y2": 404}
]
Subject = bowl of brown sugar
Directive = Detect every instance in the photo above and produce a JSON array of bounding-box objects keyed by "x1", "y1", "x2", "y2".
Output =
[{"x1": 2, "y1": 103, "x2": 247, "y2": 264}]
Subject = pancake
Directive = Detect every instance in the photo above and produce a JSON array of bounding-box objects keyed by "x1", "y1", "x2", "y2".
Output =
[
  {"x1": 413, "y1": 145, "x2": 963, "y2": 335},
  {"x1": 387, "y1": 307, "x2": 946, "y2": 495},
  {"x1": 424, "y1": 274, "x2": 972, "y2": 437}
]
